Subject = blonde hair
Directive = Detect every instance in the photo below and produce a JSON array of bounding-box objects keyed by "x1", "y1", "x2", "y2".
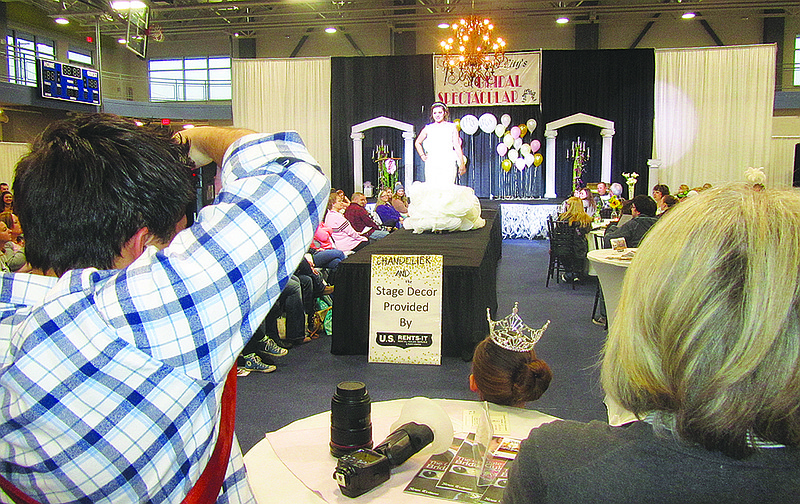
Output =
[
  {"x1": 558, "y1": 197, "x2": 593, "y2": 227},
  {"x1": 602, "y1": 183, "x2": 800, "y2": 457}
]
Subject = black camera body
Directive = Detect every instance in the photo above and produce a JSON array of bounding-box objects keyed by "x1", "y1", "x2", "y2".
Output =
[
  {"x1": 333, "y1": 421, "x2": 434, "y2": 498},
  {"x1": 333, "y1": 449, "x2": 392, "y2": 498}
]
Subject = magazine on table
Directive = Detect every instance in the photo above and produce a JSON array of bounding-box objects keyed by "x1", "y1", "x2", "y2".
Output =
[{"x1": 404, "y1": 434, "x2": 521, "y2": 503}]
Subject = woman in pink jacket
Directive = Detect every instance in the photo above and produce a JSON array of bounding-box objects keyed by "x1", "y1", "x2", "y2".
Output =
[{"x1": 324, "y1": 192, "x2": 368, "y2": 253}]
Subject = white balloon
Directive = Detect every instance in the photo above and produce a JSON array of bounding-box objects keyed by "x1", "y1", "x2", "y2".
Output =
[
  {"x1": 459, "y1": 114, "x2": 479, "y2": 135},
  {"x1": 508, "y1": 149, "x2": 519, "y2": 162},
  {"x1": 501, "y1": 114, "x2": 512, "y2": 127},
  {"x1": 494, "y1": 124, "x2": 506, "y2": 137},
  {"x1": 513, "y1": 137, "x2": 523, "y2": 150},
  {"x1": 526, "y1": 118, "x2": 537, "y2": 133},
  {"x1": 524, "y1": 153, "x2": 535, "y2": 167},
  {"x1": 478, "y1": 113, "x2": 498, "y2": 134},
  {"x1": 503, "y1": 133, "x2": 514, "y2": 148},
  {"x1": 515, "y1": 157, "x2": 526, "y2": 171},
  {"x1": 520, "y1": 144, "x2": 532, "y2": 156}
]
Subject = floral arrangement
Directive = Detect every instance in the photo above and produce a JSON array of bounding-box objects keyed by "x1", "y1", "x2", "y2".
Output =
[
  {"x1": 608, "y1": 195, "x2": 623, "y2": 211},
  {"x1": 568, "y1": 138, "x2": 590, "y2": 192},
  {"x1": 373, "y1": 140, "x2": 399, "y2": 191},
  {"x1": 622, "y1": 172, "x2": 638, "y2": 199}
]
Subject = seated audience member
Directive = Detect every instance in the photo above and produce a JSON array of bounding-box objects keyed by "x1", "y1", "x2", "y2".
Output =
[
  {"x1": 470, "y1": 304, "x2": 552, "y2": 407},
  {"x1": 603, "y1": 194, "x2": 658, "y2": 249},
  {"x1": 249, "y1": 274, "x2": 310, "y2": 353},
  {"x1": 2, "y1": 115, "x2": 328, "y2": 501},
  {"x1": 659, "y1": 194, "x2": 679, "y2": 215},
  {"x1": 609, "y1": 182, "x2": 624, "y2": 197},
  {"x1": 392, "y1": 182, "x2": 409, "y2": 216},
  {"x1": 1, "y1": 190, "x2": 14, "y2": 213},
  {"x1": 325, "y1": 192, "x2": 369, "y2": 253},
  {"x1": 0, "y1": 211, "x2": 23, "y2": 241},
  {"x1": 594, "y1": 181, "x2": 611, "y2": 210},
  {"x1": 310, "y1": 221, "x2": 346, "y2": 275},
  {"x1": 505, "y1": 184, "x2": 800, "y2": 503},
  {"x1": 557, "y1": 197, "x2": 593, "y2": 282},
  {"x1": 375, "y1": 187, "x2": 403, "y2": 229},
  {"x1": 577, "y1": 186, "x2": 596, "y2": 216},
  {"x1": 335, "y1": 188, "x2": 351, "y2": 206},
  {"x1": 344, "y1": 191, "x2": 389, "y2": 240},
  {"x1": 0, "y1": 182, "x2": 8, "y2": 192},
  {"x1": 652, "y1": 183, "x2": 670, "y2": 215},
  {"x1": 0, "y1": 214, "x2": 26, "y2": 272}
]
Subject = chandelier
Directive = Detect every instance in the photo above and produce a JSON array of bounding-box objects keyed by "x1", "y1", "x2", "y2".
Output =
[{"x1": 440, "y1": 16, "x2": 507, "y2": 87}]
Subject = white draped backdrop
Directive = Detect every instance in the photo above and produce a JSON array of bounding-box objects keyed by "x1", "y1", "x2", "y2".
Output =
[
  {"x1": 0, "y1": 142, "x2": 29, "y2": 186},
  {"x1": 653, "y1": 44, "x2": 781, "y2": 189},
  {"x1": 232, "y1": 57, "x2": 332, "y2": 179}
]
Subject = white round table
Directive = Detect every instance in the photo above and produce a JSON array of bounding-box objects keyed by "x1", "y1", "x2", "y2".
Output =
[
  {"x1": 243, "y1": 398, "x2": 559, "y2": 503},
  {"x1": 587, "y1": 248, "x2": 636, "y2": 327}
]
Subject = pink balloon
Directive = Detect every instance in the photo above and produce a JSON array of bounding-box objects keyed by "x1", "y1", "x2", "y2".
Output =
[
  {"x1": 510, "y1": 126, "x2": 521, "y2": 139},
  {"x1": 531, "y1": 139, "x2": 541, "y2": 153},
  {"x1": 496, "y1": 143, "x2": 508, "y2": 156}
]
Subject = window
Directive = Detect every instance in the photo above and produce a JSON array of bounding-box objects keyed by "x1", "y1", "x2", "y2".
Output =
[
  {"x1": 148, "y1": 56, "x2": 231, "y2": 102},
  {"x1": 795, "y1": 35, "x2": 800, "y2": 87},
  {"x1": 67, "y1": 48, "x2": 93, "y2": 66},
  {"x1": 6, "y1": 30, "x2": 55, "y2": 86}
]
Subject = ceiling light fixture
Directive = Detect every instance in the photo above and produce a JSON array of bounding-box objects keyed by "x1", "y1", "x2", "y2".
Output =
[
  {"x1": 439, "y1": 16, "x2": 506, "y2": 87},
  {"x1": 111, "y1": 1, "x2": 146, "y2": 10},
  {"x1": 682, "y1": 12, "x2": 696, "y2": 19},
  {"x1": 438, "y1": 22, "x2": 450, "y2": 29},
  {"x1": 325, "y1": 27, "x2": 337, "y2": 33},
  {"x1": 556, "y1": 17, "x2": 569, "y2": 24},
  {"x1": 117, "y1": 38, "x2": 127, "y2": 44},
  {"x1": 54, "y1": 17, "x2": 69, "y2": 25}
]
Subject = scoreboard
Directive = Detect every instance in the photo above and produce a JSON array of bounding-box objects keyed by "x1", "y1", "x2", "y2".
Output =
[{"x1": 39, "y1": 60, "x2": 101, "y2": 106}]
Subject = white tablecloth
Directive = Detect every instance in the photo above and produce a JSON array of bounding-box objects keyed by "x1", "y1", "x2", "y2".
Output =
[
  {"x1": 587, "y1": 248, "x2": 636, "y2": 327},
  {"x1": 243, "y1": 398, "x2": 559, "y2": 503}
]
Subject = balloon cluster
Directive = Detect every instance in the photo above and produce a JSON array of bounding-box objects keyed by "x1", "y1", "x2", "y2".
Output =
[{"x1": 454, "y1": 113, "x2": 542, "y2": 173}]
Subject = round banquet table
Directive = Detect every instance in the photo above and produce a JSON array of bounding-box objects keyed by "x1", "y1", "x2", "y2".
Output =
[
  {"x1": 587, "y1": 248, "x2": 636, "y2": 327},
  {"x1": 243, "y1": 398, "x2": 559, "y2": 503}
]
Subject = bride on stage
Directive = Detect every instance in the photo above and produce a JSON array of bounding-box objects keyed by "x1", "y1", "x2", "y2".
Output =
[{"x1": 405, "y1": 102, "x2": 485, "y2": 233}]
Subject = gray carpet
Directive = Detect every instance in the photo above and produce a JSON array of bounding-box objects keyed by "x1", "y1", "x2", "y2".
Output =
[{"x1": 235, "y1": 239, "x2": 609, "y2": 455}]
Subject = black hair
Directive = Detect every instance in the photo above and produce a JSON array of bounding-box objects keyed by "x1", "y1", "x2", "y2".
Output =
[
  {"x1": 14, "y1": 113, "x2": 194, "y2": 275},
  {"x1": 632, "y1": 194, "x2": 657, "y2": 217},
  {"x1": 652, "y1": 184, "x2": 670, "y2": 196}
]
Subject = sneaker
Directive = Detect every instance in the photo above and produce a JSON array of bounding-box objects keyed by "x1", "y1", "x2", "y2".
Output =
[
  {"x1": 238, "y1": 353, "x2": 277, "y2": 373},
  {"x1": 261, "y1": 337, "x2": 288, "y2": 357},
  {"x1": 592, "y1": 316, "x2": 607, "y2": 327}
]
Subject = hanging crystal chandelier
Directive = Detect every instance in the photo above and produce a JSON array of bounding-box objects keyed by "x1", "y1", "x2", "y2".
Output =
[{"x1": 440, "y1": 16, "x2": 507, "y2": 87}]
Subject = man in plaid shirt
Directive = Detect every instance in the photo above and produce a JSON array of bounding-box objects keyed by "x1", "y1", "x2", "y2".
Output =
[{"x1": 0, "y1": 114, "x2": 329, "y2": 503}]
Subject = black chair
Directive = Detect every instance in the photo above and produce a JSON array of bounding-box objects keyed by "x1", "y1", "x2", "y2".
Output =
[
  {"x1": 546, "y1": 216, "x2": 576, "y2": 290},
  {"x1": 591, "y1": 231, "x2": 609, "y2": 329}
]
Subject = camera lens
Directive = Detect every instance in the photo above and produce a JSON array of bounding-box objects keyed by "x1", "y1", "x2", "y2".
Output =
[{"x1": 330, "y1": 381, "x2": 373, "y2": 457}]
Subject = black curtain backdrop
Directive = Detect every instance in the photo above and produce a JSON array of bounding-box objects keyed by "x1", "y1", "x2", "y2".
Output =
[
  {"x1": 331, "y1": 55, "x2": 434, "y2": 196},
  {"x1": 330, "y1": 49, "x2": 654, "y2": 200},
  {"x1": 541, "y1": 49, "x2": 655, "y2": 198}
]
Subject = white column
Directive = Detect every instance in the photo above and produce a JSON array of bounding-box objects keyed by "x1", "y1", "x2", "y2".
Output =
[
  {"x1": 544, "y1": 129, "x2": 557, "y2": 198},
  {"x1": 600, "y1": 127, "x2": 614, "y2": 184},
  {"x1": 351, "y1": 132, "x2": 365, "y2": 192},
  {"x1": 402, "y1": 130, "x2": 415, "y2": 188}
]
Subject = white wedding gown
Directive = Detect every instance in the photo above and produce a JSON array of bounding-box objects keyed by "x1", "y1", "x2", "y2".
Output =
[{"x1": 404, "y1": 122, "x2": 485, "y2": 234}]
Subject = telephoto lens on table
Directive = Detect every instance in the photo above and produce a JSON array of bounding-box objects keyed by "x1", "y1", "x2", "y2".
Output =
[{"x1": 330, "y1": 381, "x2": 373, "y2": 458}]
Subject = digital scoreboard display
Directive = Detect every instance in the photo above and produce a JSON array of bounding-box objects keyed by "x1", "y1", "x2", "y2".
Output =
[{"x1": 39, "y1": 60, "x2": 101, "y2": 106}]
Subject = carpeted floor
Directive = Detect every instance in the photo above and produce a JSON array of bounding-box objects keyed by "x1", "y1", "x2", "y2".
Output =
[{"x1": 235, "y1": 239, "x2": 609, "y2": 455}]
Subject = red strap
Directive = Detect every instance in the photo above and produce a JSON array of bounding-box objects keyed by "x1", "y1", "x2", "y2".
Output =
[
  {"x1": 0, "y1": 367, "x2": 238, "y2": 504},
  {"x1": 0, "y1": 474, "x2": 41, "y2": 504},
  {"x1": 182, "y1": 365, "x2": 238, "y2": 504}
]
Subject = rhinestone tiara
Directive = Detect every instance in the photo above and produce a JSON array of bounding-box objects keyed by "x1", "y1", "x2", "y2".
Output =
[{"x1": 487, "y1": 303, "x2": 550, "y2": 353}]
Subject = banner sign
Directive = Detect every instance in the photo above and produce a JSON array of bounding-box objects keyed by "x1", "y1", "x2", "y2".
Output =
[
  {"x1": 433, "y1": 51, "x2": 541, "y2": 107},
  {"x1": 368, "y1": 254, "x2": 443, "y2": 365}
]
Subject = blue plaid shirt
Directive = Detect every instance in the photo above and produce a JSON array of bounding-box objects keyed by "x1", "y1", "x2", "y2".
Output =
[{"x1": 0, "y1": 132, "x2": 329, "y2": 503}]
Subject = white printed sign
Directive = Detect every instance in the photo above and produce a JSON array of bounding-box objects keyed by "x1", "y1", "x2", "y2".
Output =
[{"x1": 368, "y1": 255, "x2": 443, "y2": 365}]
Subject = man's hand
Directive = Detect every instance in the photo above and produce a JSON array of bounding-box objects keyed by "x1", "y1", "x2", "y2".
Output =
[{"x1": 174, "y1": 127, "x2": 255, "y2": 167}]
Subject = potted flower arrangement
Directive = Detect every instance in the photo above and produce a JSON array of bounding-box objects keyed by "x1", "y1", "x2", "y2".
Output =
[
  {"x1": 622, "y1": 172, "x2": 638, "y2": 199},
  {"x1": 608, "y1": 194, "x2": 623, "y2": 219}
]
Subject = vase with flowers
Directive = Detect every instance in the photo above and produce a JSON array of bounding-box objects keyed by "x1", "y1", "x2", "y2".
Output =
[
  {"x1": 622, "y1": 172, "x2": 638, "y2": 199},
  {"x1": 373, "y1": 140, "x2": 401, "y2": 191},
  {"x1": 608, "y1": 194, "x2": 623, "y2": 220}
]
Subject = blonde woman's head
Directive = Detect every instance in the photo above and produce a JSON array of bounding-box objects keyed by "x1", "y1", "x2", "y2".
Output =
[{"x1": 602, "y1": 183, "x2": 800, "y2": 457}]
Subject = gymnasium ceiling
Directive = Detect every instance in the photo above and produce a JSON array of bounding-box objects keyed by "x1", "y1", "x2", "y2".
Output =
[{"x1": 10, "y1": 0, "x2": 800, "y2": 39}]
